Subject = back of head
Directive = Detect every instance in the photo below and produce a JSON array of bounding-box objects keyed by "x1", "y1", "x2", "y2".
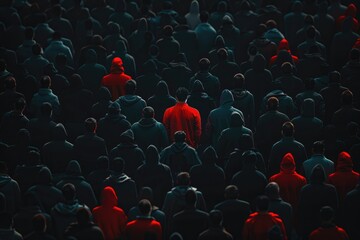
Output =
[
  {"x1": 40, "y1": 102, "x2": 52, "y2": 117},
  {"x1": 174, "y1": 130, "x2": 186, "y2": 143},
  {"x1": 209, "y1": 210, "x2": 223, "y2": 227},
  {"x1": 328, "y1": 71, "x2": 341, "y2": 84},
  {"x1": 310, "y1": 164, "x2": 326, "y2": 184},
  {"x1": 256, "y1": 24, "x2": 267, "y2": 38},
  {"x1": 281, "y1": 62, "x2": 293, "y2": 74},
  {"x1": 96, "y1": 155, "x2": 109, "y2": 170},
  {"x1": 62, "y1": 183, "x2": 76, "y2": 201},
  {"x1": 32, "y1": 43, "x2": 42, "y2": 55},
  {"x1": 350, "y1": 48, "x2": 360, "y2": 61},
  {"x1": 312, "y1": 141, "x2": 325, "y2": 154},
  {"x1": 27, "y1": 150, "x2": 41, "y2": 166},
  {"x1": 175, "y1": 87, "x2": 189, "y2": 102},
  {"x1": 4, "y1": 76, "x2": 16, "y2": 90},
  {"x1": 341, "y1": 89, "x2": 353, "y2": 105},
  {"x1": 176, "y1": 172, "x2": 190, "y2": 186},
  {"x1": 84, "y1": 117, "x2": 97, "y2": 133},
  {"x1": 266, "y1": 19, "x2": 277, "y2": 29},
  {"x1": 111, "y1": 157, "x2": 125, "y2": 173},
  {"x1": 138, "y1": 187, "x2": 154, "y2": 203},
  {"x1": 162, "y1": 25, "x2": 173, "y2": 37},
  {"x1": 142, "y1": 106, "x2": 155, "y2": 118},
  {"x1": 125, "y1": 80, "x2": 137, "y2": 95},
  {"x1": 76, "y1": 207, "x2": 91, "y2": 225},
  {"x1": 256, "y1": 195, "x2": 269, "y2": 212},
  {"x1": 198, "y1": 58, "x2": 210, "y2": 71},
  {"x1": 32, "y1": 214, "x2": 46, "y2": 232},
  {"x1": 200, "y1": 11, "x2": 209, "y2": 23},
  {"x1": 185, "y1": 189, "x2": 197, "y2": 206},
  {"x1": 267, "y1": 96, "x2": 279, "y2": 111},
  {"x1": 264, "y1": 182, "x2": 280, "y2": 199},
  {"x1": 138, "y1": 199, "x2": 152, "y2": 216},
  {"x1": 320, "y1": 206, "x2": 334, "y2": 223},
  {"x1": 306, "y1": 25, "x2": 316, "y2": 39},
  {"x1": 224, "y1": 185, "x2": 238, "y2": 199},
  {"x1": 40, "y1": 75, "x2": 51, "y2": 88},
  {"x1": 282, "y1": 122, "x2": 294, "y2": 137},
  {"x1": 217, "y1": 48, "x2": 228, "y2": 61},
  {"x1": 233, "y1": 73, "x2": 245, "y2": 89}
]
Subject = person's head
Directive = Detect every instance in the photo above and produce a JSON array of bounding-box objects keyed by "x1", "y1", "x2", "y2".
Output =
[
  {"x1": 174, "y1": 130, "x2": 186, "y2": 143},
  {"x1": 233, "y1": 73, "x2": 245, "y2": 89},
  {"x1": 162, "y1": 25, "x2": 173, "y2": 37},
  {"x1": 62, "y1": 183, "x2": 76, "y2": 201},
  {"x1": 14, "y1": 97, "x2": 26, "y2": 112},
  {"x1": 306, "y1": 25, "x2": 316, "y2": 39},
  {"x1": 138, "y1": 187, "x2": 154, "y2": 203},
  {"x1": 256, "y1": 23, "x2": 267, "y2": 38},
  {"x1": 217, "y1": 48, "x2": 228, "y2": 61},
  {"x1": 24, "y1": 27, "x2": 34, "y2": 40},
  {"x1": 341, "y1": 89, "x2": 353, "y2": 105},
  {"x1": 199, "y1": 10, "x2": 209, "y2": 22},
  {"x1": 40, "y1": 102, "x2": 52, "y2": 117},
  {"x1": 0, "y1": 59, "x2": 6, "y2": 71},
  {"x1": 267, "y1": 97, "x2": 279, "y2": 111},
  {"x1": 328, "y1": 71, "x2": 341, "y2": 84},
  {"x1": 264, "y1": 182, "x2": 280, "y2": 199},
  {"x1": 111, "y1": 157, "x2": 125, "y2": 173},
  {"x1": 32, "y1": 43, "x2": 42, "y2": 55},
  {"x1": 108, "y1": 102, "x2": 120, "y2": 115},
  {"x1": 176, "y1": 172, "x2": 190, "y2": 186},
  {"x1": 4, "y1": 76, "x2": 16, "y2": 90},
  {"x1": 0, "y1": 161, "x2": 8, "y2": 174},
  {"x1": 281, "y1": 62, "x2": 293, "y2": 74},
  {"x1": 27, "y1": 150, "x2": 41, "y2": 166},
  {"x1": 40, "y1": 75, "x2": 51, "y2": 88},
  {"x1": 138, "y1": 199, "x2": 152, "y2": 216},
  {"x1": 224, "y1": 185, "x2": 238, "y2": 200},
  {"x1": 142, "y1": 106, "x2": 155, "y2": 118},
  {"x1": 84, "y1": 117, "x2": 97, "y2": 133},
  {"x1": 185, "y1": 189, "x2": 197, "y2": 207},
  {"x1": 0, "y1": 213, "x2": 12, "y2": 229},
  {"x1": 198, "y1": 58, "x2": 210, "y2": 71},
  {"x1": 125, "y1": 80, "x2": 137, "y2": 95},
  {"x1": 176, "y1": 87, "x2": 189, "y2": 102},
  {"x1": 209, "y1": 210, "x2": 223, "y2": 227},
  {"x1": 248, "y1": 45, "x2": 258, "y2": 58},
  {"x1": 32, "y1": 214, "x2": 47, "y2": 232},
  {"x1": 319, "y1": 206, "x2": 335, "y2": 224},
  {"x1": 69, "y1": 74, "x2": 84, "y2": 89},
  {"x1": 76, "y1": 207, "x2": 91, "y2": 225},
  {"x1": 96, "y1": 155, "x2": 109, "y2": 170},
  {"x1": 349, "y1": 48, "x2": 360, "y2": 61},
  {"x1": 282, "y1": 122, "x2": 294, "y2": 137},
  {"x1": 256, "y1": 195, "x2": 269, "y2": 212}
]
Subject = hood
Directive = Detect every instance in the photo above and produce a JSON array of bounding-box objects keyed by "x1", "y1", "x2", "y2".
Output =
[
  {"x1": 65, "y1": 160, "x2": 82, "y2": 176},
  {"x1": 336, "y1": 152, "x2": 353, "y2": 172},
  {"x1": 52, "y1": 123, "x2": 68, "y2": 141},
  {"x1": 215, "y1": 35, "x2": 226, "y2": 48},
  {"x1": 0, "y1": 175, "x2": 11, "y2": 188},
  {"x1": 242, "y1": 150, "x2": 257, "y2": 170},
  {"x1": 97, "y1": 87, "x2": 112, "y2": 101},
  {"x1": 101, "y1": 186, "x2": 118, "y2": 207},
  {"x1": 189, "y1": 0, "x2": 199, "y2": 14},
  {"x1": 232, "y1": 89, "x2": 250, "y2": 100},
  {"x1": 145, "y1": 145, "x2": 160, "y2": 165},
  {"x1": 53, "y1": 200, "x2": 81, "y2": 216},
  {"x1": 191, "y1": 80, "x2": 205, "y2": 93},
  {"x1": 345, "y1": 3, "x2": 357, "y2": 17},
  {"x1": 220, "y1": 89, "x2": 234, "y2": 106},
  {"x1": 137, "y1": 18, "x2": 148, "y2": 32},
  {"x1": 275, "y1": 50, "x2": 293, "y2": 64},
  {"x1": 85, "y1": 49, "x2": 97, "y2": 64},
  {"x1": 310, "y1": 164, "x2": 326, "y2": 184},
  {"x1": 265, "y1": 89, "x2": 287, "y2": 100},
  {"x1": 118, "y1": 95, "x2": 142, "y2": 107},
  {"x1": 170, "y1": 142, "x2": 188, "y2": 153},
  {"x1": 252, "y1": 54, "x2": 266, "y2": 71},
  {"x1": 37, "y1": 167, "x2": 53, "y2": 185},
  {"x1": 230, "y1": 111, "x2": 244, "y2": 127},
  {"x1": 115, "y1": 40, "x2": 128, "y2": 55},
  {"x1": 138, "y1": 118, "x2": 156, "y2": 128},
  {"x1": 119, "y1": 129, "x2": 134, "y2": 143},
  {"x1": 108, "y1": 173, "x2": 131, "y2": 184},
  {"x1": 16, "y1": 128, "x2": 31, "y2": 147},
  {"x1": 301, "y1": 98, "x2": 315, "y2": 118},
  {"x1": 172, "y1": 185, "x2": 197, "y2": 199},
  {"x1": 143, "y1": 59, "x2": 157, "y2": 74},
  {"x1": 280, "y1": 153, "x2": 296, "y2": 174},
  {"x1": 202, "y1": 146, "x2": 217, "y2": 164},
  {"x1": 110, "y1": 57, "x2": 124, "y2": 73},
  {"x1": 154, "y1": 81, "x2": 170, "y2": 96},
  {"x1": 11, "y1": 13, "x2": 21, "y2": 25},
  {"x1": 278, "y1": 39, "x2": 290, "y2": 52}
]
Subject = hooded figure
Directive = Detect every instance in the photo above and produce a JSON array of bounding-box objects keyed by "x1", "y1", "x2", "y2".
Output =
[
  {"x1": 128, "y1": 18, "x2": 148, "y2": 54},
  {"x1": 185, "y1": 0, "x2": 200, "y2": 30},
  {"x1": 208, "y1": 35, "x2": 235, "y2": 67},
  {"x1": 270, "y1": 39, "x2": 298, "y2": 66},
  {"x1": 90, "y1": 87, "x2": 113, "y2": 121},
  {"x1": 207, "y1": 89, "x2": 244, "y2": 146},
  {"x1": 92, "y1": 186, "x2": 128, "y2": 240},
  {"x1": 336, "y1": 3, "x2": 359, "y2": 32},
  {"x1": 0, "y1": 163, "x2": 21, "y2": 215},
  {"x1": 328, "y1": 152, "x2": 360, "y2": 202},
  {"x1": 56, "y1": 160, "x2": 97, "y2": 209},
  {"x1": 135, "y1": 60, "x2": 161, "y2": 101},
  {"x1": 261, "y1": 89, "x2": 296, "y2": 117},
  {"x1": 269, "y1": 153, "x2": 307, "y2": 208},
  {"x1": 298, "y1": 165, "x2": 338, "y2": 239},
  {"x1": 147, "y1": 81, "x2": 176, "y2": 122},
  {"x1": 106, "y1": 40, "x2": 136, "y2": 78},
  {"x1": 101, "y1": 57, "x2": 132, "y2": 101},
  {"x1": 135, "y1": 145, "x2": 173, "y2": 207}
]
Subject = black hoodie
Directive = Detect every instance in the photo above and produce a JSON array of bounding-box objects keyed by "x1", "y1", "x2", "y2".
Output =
[{"x1": 0, "y1": 174, "x2": 21, "y2": 214}]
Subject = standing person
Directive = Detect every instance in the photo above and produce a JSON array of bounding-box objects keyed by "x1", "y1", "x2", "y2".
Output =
[
  {"x1": 198, "y1": 210, "x2": 233, "y2": 240},
  {"x1": 163, "y1": 87, "x2": 201, "y2": 148}
]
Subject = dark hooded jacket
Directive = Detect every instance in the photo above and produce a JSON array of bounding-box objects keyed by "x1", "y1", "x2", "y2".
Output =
[
  {"x1": 91, "y1": 87, "x2": 113, "y2": 121},
  {"x1": 147, "y1": 81, "x2": 177, "y2": 122},
  {"x1": 249, "y1": 35, "x2": 277, "y2": 62},
  {"x1": 109, "y1": 129, "x2": 145, "y2": 179},
  {"x1": 42, "y1": 124, "x2": 73, "y2": 174},
  {"x1": 135, "y1": 60, "x2": 162, "y2": 101},
  {"x1": 231, "y1": 87, "x2": 255, "y2": 131},
  {"x1": 190, "y1": 68, "x2": 220, "y2": 101},
  {"x1": 343, "y1": 181, "x2": 360, "y2": 240},
  {"x1": 273, "y1": 66, "x2": 304, "y2": 99},
  {"x1": 261, "y1": 90, "x2": 296, "y2": 118},
  {"x1": 135, "y1": 145, "x2": 173, "y2": 207},
  {"x1": 92, "y1": 186, "x2": 128, "y2": 240},
  {"x1": 56, "y1": 160, "x2": 97, "y2": 209},
  {"x1": 190, "y1": 146, "x2": 225, "y2": 208},
  {"x1": 269, "y1": 153, "x2": 307, "y2": 208},
  {"x1": 208, "y1": 35, "x2": 235, "y2": 67},
  {"x1": 0, "y1": 109, "x2": 29, "y2": 146},
  {"x1": 207, "y1": 89, "x2": 244, "y2": 146},
  {"x1": 210, "y1": 54, "x2": 240, "y2": 91},
  {"x1": 106, "y1": 39, "x2": 136, "y2": 78},
  {"x1": 97, "y1": 102, "x2": 131, "y2": 151},
  {"x1": 27, "y1": 114, "x2": 56, "y2": 149},
  {"x1": 0, "y1": 173, "x2": 21, "y2": 215},
  {"x1": 298, "y1": 165, "x2": 338, "y2": 239},
  {"x1": 27, "y1": 167, "x2": 63, "y2": 213},
  {"x1": 116, "y1": 93, "x2": 147, "y2": 124}
]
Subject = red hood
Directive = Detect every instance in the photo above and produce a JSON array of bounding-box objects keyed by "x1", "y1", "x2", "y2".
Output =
[
  {"x1": 278, "y1": 39, "x2": 290, "y2": 52},
  {"x1": 345, "y1": 3, "x2": 357, "y2": 17},
  {"x1": 280, "y1": 153, "x2": 296, "y2": 174},
  {"x1": 101, "y1": 186, "x2": 118, "y2": 207},
  {"x1": 110, "y1": 57, "x2": 124, "y2": 73},
  {"x1": 336, "y1": 151, "x2": 353, "y2": 172}
]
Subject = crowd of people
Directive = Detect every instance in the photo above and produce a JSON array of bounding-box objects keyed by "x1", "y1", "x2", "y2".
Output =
[{"x1": 0, "y1": 0, "x2": 360, "y2": 239}]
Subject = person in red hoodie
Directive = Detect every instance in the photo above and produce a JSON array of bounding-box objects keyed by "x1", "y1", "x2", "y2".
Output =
[
  {"x1": 101, "y1": 57, "x2": 132, "y2": 101},
  {"x1": 125, "y1": 199, "x2": 162, "y2": 240},
  {"x1": 309, "y1": 206, "x2": 349, "y2": 240},
  {"x1": 163, "y1": 87, "x2": 201, "y2": 148},
  {"x1": 92, "y1": 186, "x2": 128, "y2": 240},
  {"x1": 269, "y1": 153, "x2": 307, "y2": 209},
  {"x1": 269, "y1": 39, "x2": 299, "y2": 66},
  {"x1": 328, "y1": 151, "x2": 360, "y2": 202},
  {"x1": 336, "y1": 4, "x2": 359, "y2": 32},
  {"x1": 243, "y1": 195, "x2": 287, "y2": 240}
]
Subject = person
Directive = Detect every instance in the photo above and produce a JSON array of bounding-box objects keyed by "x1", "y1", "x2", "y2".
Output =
[
  {"x1": 194, "y1": 11, "x2": 217, "y2": 57},
  {"x1": 92, "y1": 186, "x2": 128, "y2": 240},
  {"x1": 0, "y1": 212, "x2": 23, "y2": 240},
  {"x1": 24, "y1": 214, "x2": 55, "y2": 240},
  {"x1": 343, "y1": 178, "x2": 360, "y2": 240},
  {"x1": 163, "y1": 87, "x2": 201, "y2": 148},
  {"x1": 198, "y1": 210, "x2": 233, "y2": 240},
  {"x1": 242, "y1": 195, "x2": 287, "y2": 240},
  {"x1": 309, "y1": 206, "x2": 349, "y2": 240},
  {"x1": 0, "y1": 161, "x2": 21, "y2": 215},
  {"x1": 0, "y1": 76, "x2": 24, "y2": 119}
]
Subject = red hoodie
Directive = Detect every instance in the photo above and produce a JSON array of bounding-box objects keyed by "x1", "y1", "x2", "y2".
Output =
[
  {"x1": 92, "y1": 186, "x2": 128, "y2": 240},
  {"x1": 310, "y1": 225, "x2": 349, "y2": 240},
  {"x1": 336, "y1": 3, "x2": 359, "y2": 32},
  {"x1": 101, "y1": 57, "x2": 132, "y2": 101},
  {"x1": 125, "y1": 217, "x2": 162, "y2": 240},
  {"x1": 328, "y1": 152, "x2": 360, "y2": 202},
  {"x1": 269, "y1": 153, "x2": 307, "y2": 208},
  {"x1": 269, "y1": 39, "x2": 299, "y2": 66}
]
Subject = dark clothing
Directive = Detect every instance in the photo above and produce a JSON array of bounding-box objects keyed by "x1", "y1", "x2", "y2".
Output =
[
  {"x1": 90, "y1": 87, "x2": 113, "y2": 121},
  {"x1": 27, "y1": 116, "x2": 56, "y2": 149},
  {"x1": 343, "y1": 185, "x2": 360, "y2": 240},
  {"x1": 116, "y1": 95, "x2": 147, "y2": 125},
  {"x1": 0, "y1": 110, "x2": 29, "y2": 145},
  {"x1": 198, "y1": 227, "x2": 233, "y2": 240},
  {"x1": 0, "y1": 89, "x2": 25, "y2": 119},
  {"x1": 210, "y1": 60, "x2": 240, "y2": 91},
  {"x1": 231, "y1": 88, "x2": 256, "y2": 130},
  {"x1": 190, "y1": 70, "x2": 220, "y2": 101},
  {"x1": 0, "y1": 174, "x2": 21, "y2": 214},
  {"x1": 332, "y1": 105, "x2": 360, "y2": 138},
  {"x1": 64, "y1": 222, "x2": 105, "y2": 240},
  {"x1": 14, "y1": 164, "x2": 45, "y2": 193},
  {"x1": 320, "y1": 83, "x2": 349, "y2": 124},
  {"x1": 162, "y1": 63, "x2": 193, "y2": 96}
]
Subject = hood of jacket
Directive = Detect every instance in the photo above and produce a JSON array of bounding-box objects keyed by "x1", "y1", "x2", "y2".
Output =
[
  {"x1": 301, "y1": 98, "x2": 315, "y2": 118},
  {"x1": 38, "y1": 88, "x2": 53, "y2": 96},
  {"x1": 115, "y1": 40, "x2": 128, "y2": 56},
  {"x1": 138, "y1": 118, "x2": 157, "y2": 128},
  {"x1": 265, "y1": 89, "x2": 287, "y2": 100},
  {"x1": 202, "y1": 146, "x2": 217, "y2": 164},
  {"x1": 143, "y1": 59, "x2": 157, "y2": 74},
  {"x1": 278, "y1": 38, "x2": 290, "y2": 52},
  {"x1": 242, "y1": 150, "x2": 257, "y2": 171},
  {"x1": 118, "y1": 95, "x2": 142, "y2": 107},
  {"x1": 137, "y1": 17, "x2": 148, "y2": 32},
  {"x1": 215, "y1": 35, "x2": 226, "y2": 48},
  {"x1": 220, "y1": 89, "x2": 234, "y2": 106},
  {"x1": 85, "y1": 49, "x2": 97, "y2": 64},
  {"x1": 230, "y1": 111, "x2": 244, "y2": 127},
  {"x1": 310, "y1": 164, "x2": 326, "y2": 184},
  {"x1": 119, "y1": 129, "x2": 135, "y2": 143},
  {"x1": 191, "y1": 79, "x2": 206, "y2": 93},
  {"x1": 110, "y1": 57, "x2": 125, "y2": 73},
  {"x1": 345, "y1": 3, "x2": 357, "y2": 17},
  {"x1": 52, "y1": 123, "x2": 68, "y2": 141},
  {"x1": 189, "y1": 0, "x2": 199, "y2": 14},
  {"x1": 232, "y1": 88, "x2": 251, "y2": 101},
  {"x1": 97, "y1": 86, "x2": 112, "y2": 101},
  {"x1": 145, "y1": 145, "x2": 160, "y2": 165},
  {"x1": 37, "y1": 167, "x2": 53, "y2": 185},
  {"x1": 171, "y1": 186, "x2": 197, "y2": 201},
  {"x1": 252, "y1": 54, "x2": 266, "y2": 71},
  {"x1": 65, "y1": 160, "x2": 82, "y2": 176},
  {"x1": 170, "y1": 142, "x2": 188, "y2": 153},
  {"x1": 280, "y1": 153, "x2": 296, "y2": 174},
  {"x1": 154, "y1": 80, "x2": 170, "y2": 97},
  {"x1": 336, "y1": 151, "x2": 353, "y2": 172},
  {"x1": 0, "y1": 175, "x2": 11, "y2": 188},
  {"x1": 100, "y1": 186, "x2": 118, "y2": 207},
  {"x1": 53, "y1": 200, "x2": 82, "y2": 216}
]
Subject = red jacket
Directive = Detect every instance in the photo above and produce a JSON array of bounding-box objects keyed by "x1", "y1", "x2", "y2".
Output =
[
  {"x1": 125, "y1": 217, "x2": 162, "y2": 240},
  {"x1": 336, "y1": 4, "x2": 359, "y2": 32},
  {"x1": 243, "y1": 212, "x2": 288, "y2": 240},
  {"x1": 309, "y1": 225, "x2": 349, "y2": 240},
  {"x1": 269, "y1": 153, "x2": 307, "y2": 208},
  {"x1": 163, "y1": 102, "x2": 201, "y2": 148},
  {"x1": 328, "y1": 151, "x2": 360, "y2": 202},
  {"x1": 269, "y1": 39, "x2": 299, "y2": 66},
  {"x1": 101, "y1": 57, "x2": 132, "y2": 101},
  {"x1": 92, "y1": 186, "x2": 128, "y2": 240}
]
